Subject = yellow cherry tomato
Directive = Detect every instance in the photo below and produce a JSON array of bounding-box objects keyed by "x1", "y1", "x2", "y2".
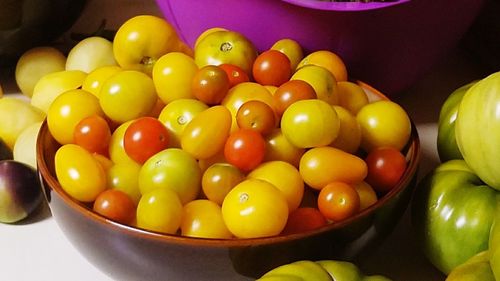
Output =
[
  {"x1": 82, "y1": 65, "x2": 122, "y2": 97},
  {"x1": 55, "y1": 144, "x2": 107, "y2": 202},
  {"x1": 113, "y1": 15, "x2": 184, "y2": 74},
  {"x1": 264, "y1": 128, "x2": 305, "y2": 167},
  {"x1": 47, "y1": 89, "x2": 103, "y2": 145},
  {"x1": 299, "y1": 146, "x2": 368, "y2": 190},
  {"x1": 181, "y1": 199, "x2": 233, "y2": 239},
  {"x1": 107, "y1": 162, "x2": 142, "y2": 205},
  {"x1": 31, "y1": 70, "x2": 87, "y2": 113},
  {"x1": 291, "y1": 64, "x2": 339, "y2": 105},
  {"x1": 108, "y1": 120, "x2": 136, "y2": 165},
  {"x1": 337, "y1": 81, "x2": 369, "y2": 115},
  {"x1": 248, "y1": 161, "x2": 304, "y2": 212},
  {"x1": 222, "y1": 179, "x2": 289, "y2": 238},
  {"x1": 330, "y1": 105, "x2": 362, "y2": 154},
  {"x1": 152, "y1": 52, "x2": 198, "y2": 104},
  {"x1": 181, "y1": 105, "x2": 232, "y2": 159},
  {"x1": 280, "y1": 99, "x2": 340, "y2": 148},
  {"x1": 271, "y1": 38, "x2": 304, "y2": 71},
  {"x1": 356, "y1": 100, "x2": 411, "y2": 152},
  {"x1": 194, "y1": 27, "x2": 228, "y2": 48},
  {"x1": 136, "y1": 187, "x2": 183, "y2": 234},
  {"x1": 99, "y1": 70, "x2": 157, "y2": 124},
  {"x1": 158, "y1": 98, "x2": 209, "y2": 148},
  {"x1": 354, "y1": 181, "x2": 378, "y2": 211},
  {"x1": 297, "y1": 50, "x2": 348, "y2": 82},
  {"x1": 194, "y1": 30, "x2": 258, "y2": 77}
]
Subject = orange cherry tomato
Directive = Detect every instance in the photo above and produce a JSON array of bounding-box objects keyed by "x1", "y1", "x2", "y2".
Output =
[
  {"x1": 224, "y1": 128, "x2": 266, "y2": 172},
  {"x1": 282, "y1": 207, "x2": 327, "y2": 235},
  {"x1": 93, "y1": 189, "x2": 136, "y2": 225},
  {"x1": 124, "y1": 117, "x2": 170, "y2": 164},
  {"x1": 192, "y1": 65, "x2": 230, "y2": 105},
  {"x1": 236, "y1": 100, "x2": 276, "y2": 135},
  {"x1": 252, "y1": 50, "x2": 291, "y2": 87},
  {"x1": 73, "y1": 115, "x2": 111, "y2": 155},
  {"x1": 219, "y1": 63, "x2": 249, "y2": 88},
  {"x1": 365, "y1": 147, "x2": 407, "y2": 194},
  {"x1": 273, "y1": 79, "x2": 317, "y2": 117},
  {"x1": 317, "y1": 181, "x2": 360, "y2": 222}
]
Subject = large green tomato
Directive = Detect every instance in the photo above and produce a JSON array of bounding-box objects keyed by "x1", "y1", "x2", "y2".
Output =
[
  {"x1": 411, "y1": 159, "x2": 500, "y2": 274},
  {"x1": 437, "y1": 81, "x2": 476, "y2": 162},
  {"x1": 456, "y1": 72, "x2": 500, "y2": 190},
  {"x1": 489, "y1": 210, "x2": 500, "y2": 279}
]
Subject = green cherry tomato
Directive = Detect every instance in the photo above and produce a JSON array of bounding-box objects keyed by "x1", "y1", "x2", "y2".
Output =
[{"x1": 138, "y1": 148, "x2": 201, "y2": 204}]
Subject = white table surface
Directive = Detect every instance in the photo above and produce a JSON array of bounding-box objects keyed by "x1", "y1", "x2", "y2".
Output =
[{"x1": 0, "y1": 2, "x2": 492, "y2": 280}]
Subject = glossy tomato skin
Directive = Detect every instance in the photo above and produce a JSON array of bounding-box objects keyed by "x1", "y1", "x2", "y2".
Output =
[
  {"x1": 270, "y1": 38, "x2": 304, "y2": 71},
  {"x1": 365, "y1": 147, "x2": 407, "y2": 194},
  {"x1": 123, "y1": 117, "x2": 169, "y2": 164},
  {"x1": 264, "y1": 128, "x2": 305, "y2": 167},
  {"x1": 224, "y1": 128, "x2": 266, "y2": 172},
  {"x1": 281, "y1": 207, "x2": 327, "y2": 235},
  {"x1": 219, "y1": 63, "x2": 249, "y2": 88},
  {"x1": 236, "y1": 100, "x2": 276, "y2": 135},
  {"x1": 252, "y1": 50, "x2": 291, "y2": 87},
  {"x1": 356, "y1": 100, "x2": 411, "y2": 152},
  {"x1": 181, "y1": 105, "x2": 232, "y2": 160},
  {"x1": 191, "y1": 65, "x2": 230, "y2": 105},
  {"x1": 317, "y1": 181, "x2": 360, "y2": 222},
  {"x1": 93, "y1": 189, "x2": 136, "y2": 225},
  {"x1": 221, "y1": 178, "x2": 289, "y2": 238},
  {"x1": 180, "y1": 199, "x2": 232, "y2": 239},
  {"x1": 194, "y1": 30, "x2": 258, "y2": 77},
  {"x1": 201, "y1": 163, "x2": 245, "y2": 205},
  {"x1": 273, "y1": 79, "x2": 317, "y2": 117},
  {"x1": 136, "y1": 187, "x2": 183, "y2": 234},
  {"x1": 73, "y1": 115, "x2": 111, "y2": 155},
  {"x1": 55, "y1": 144, "x2": 107, "y2": 202},
  {"x1": 299, "y1": 146, "x2": 367, "y2": 190}
]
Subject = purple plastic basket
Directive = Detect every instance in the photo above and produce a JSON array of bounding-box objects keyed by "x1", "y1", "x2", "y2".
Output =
[{"x1": 156, "y1": 0, "x2": 484, "y2": 95}]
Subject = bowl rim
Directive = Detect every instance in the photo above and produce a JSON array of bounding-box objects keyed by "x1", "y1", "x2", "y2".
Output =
[
  {"x1": 280, "y1": 0, "x2": 411, "y2": 11},
  {"x1": 37, "y1": 81, "x2": 420, "y2": 248}
]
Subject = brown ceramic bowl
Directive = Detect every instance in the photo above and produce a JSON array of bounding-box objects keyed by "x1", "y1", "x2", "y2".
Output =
[{"x1": 37, "y1": 82, "x2": 420, "y2": 281}]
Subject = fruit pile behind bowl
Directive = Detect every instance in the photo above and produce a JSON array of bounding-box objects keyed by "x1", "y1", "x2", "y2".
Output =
[{"x1": 24, "y1": 14, "x2": 421, "y2": 281}]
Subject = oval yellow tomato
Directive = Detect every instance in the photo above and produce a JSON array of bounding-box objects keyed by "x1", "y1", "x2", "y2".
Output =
[
  {"x1": 271, "y1": 38, "x2": 304, "y2": 71},
  {"x1": 299, "y1": 146, "x2": 367, "y2": 190},
  {"x1": 181, "y1": 105, "x2": 232, "y2": 159},
  {"x1": 181, "y1": 199, "x2": 233, "y2": 239},
  {"x1": 337, "y1": 81, "x2": 369, "y2": 115},
  {"x1": 264, "y1": 128, "x2": 305, "y2": 167},
  {"x1": 330, "y1": 105, "x2": 362, "y2": 154},
  {"x1": 82, "y1": 65, "x2": 122, "y2": 97},
  {"x1": 55, "y1": 144, "x2": 107, "y2": 202},
  {"x1": 297, "y1": 50, "x2": 348, "y2": 82}
]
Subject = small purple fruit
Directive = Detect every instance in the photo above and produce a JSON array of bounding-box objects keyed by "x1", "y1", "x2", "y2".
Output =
[{"x1": 0, "y1": 160, "x2": 43, "y2": 223}]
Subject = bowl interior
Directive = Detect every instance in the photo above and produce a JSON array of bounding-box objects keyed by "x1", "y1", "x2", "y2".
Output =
[{"x1": 36, "y1": 80, "x2": 420, "y2": 248}]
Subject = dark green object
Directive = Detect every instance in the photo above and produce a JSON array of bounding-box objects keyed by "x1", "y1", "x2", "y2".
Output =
[
  {"x1": 437, "y1": 81, "x2": 476, "y2": 162},
  {"x1": 0, "y1": 0, "x2": 86, "y2": 66},
  {"x1": 411, "y1": 160, "x2": 500, "y2": 274}
]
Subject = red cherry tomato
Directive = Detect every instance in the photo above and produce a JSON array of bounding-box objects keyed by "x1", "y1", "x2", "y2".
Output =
[
  {"x1": 124, "y1": 117, "x2": 169, "y2": 164},
  {"x1": 192, "y1": 65, "x2": 230, "y2": 105},
  {"x1": 93, "y1": 189, "x2": 136, "y2": 224},
  {"x1": 224, "y1": 129, "x2": 266, "y2": 172},
  {"x1": 219, "y1": 63, "x2": 249, "y2": 88},
  {"x1": 365, "y1": 147, "x2": 407, "y2": 194},
  {"x1": 236, "y1": 100, "x2": 276, "y2": 135},
  {"x1": 317, "y1": 181, "x2": 360, "y2": 222},
  {"x1": 282, "y1": 207, "x2": 327, "y2": 235},
  {"x1": 252, "y1": 50, "x2": 291, "y2": 86},
  {"x1": 273, "y1": 80, "x2": 317, "y2": 117},
  {"x1": 73, "y1": 115, "x2": 111, "y2": 155}
]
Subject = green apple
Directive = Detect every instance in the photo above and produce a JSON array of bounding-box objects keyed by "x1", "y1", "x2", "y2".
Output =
[
  {"x1": 411, "y1": 159, "x2": 500, "y2": 274},
  {"x1": 455, "y1": 71, "x2": 500, "y2": 190}
]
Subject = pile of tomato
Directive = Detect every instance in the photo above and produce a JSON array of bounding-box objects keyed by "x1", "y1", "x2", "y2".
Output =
[{"x1": 47, "y1": 15, "x2": 412, "y2": 239}]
